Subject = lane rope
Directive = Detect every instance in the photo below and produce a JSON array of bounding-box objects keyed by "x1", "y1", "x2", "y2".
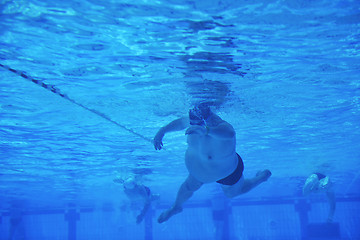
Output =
[{"x1": 0, "y1": 63, "x2": 154, "y2": 144}]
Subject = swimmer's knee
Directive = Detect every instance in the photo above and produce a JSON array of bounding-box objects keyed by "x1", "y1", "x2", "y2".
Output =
[{"x1": 183, "y1": 180, "x2": 202, "y2": 192}]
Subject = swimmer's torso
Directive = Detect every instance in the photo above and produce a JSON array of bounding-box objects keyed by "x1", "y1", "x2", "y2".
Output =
[
  {"x1": 124, "y1": 185, "x2": 149, "y2": 203},
  {"x1": 185, "y1": 132, "x2": 237, "y2": 183}
]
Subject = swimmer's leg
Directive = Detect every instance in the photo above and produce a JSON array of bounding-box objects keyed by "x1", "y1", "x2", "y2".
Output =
[
  {"x1": 158, "y1": 174, "x2": 203, "y2": 223},
  {"x1": 240, "y1": 169, "x2": 271, "y2": 194},
  {"x1": 222, "y1": 170, "x2": 271, "y2": 198}
]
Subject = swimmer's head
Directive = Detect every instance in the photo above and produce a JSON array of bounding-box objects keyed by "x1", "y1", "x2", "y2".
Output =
[
  {"x1": 189, "y1": 103, "x2": 212, "y2": 126},
  {"x1": 123, "y1": 177, "x2": 136, "y2": 189},
  {"x1": 303, "y1": 174, "x2": 319, "y2": 195}
]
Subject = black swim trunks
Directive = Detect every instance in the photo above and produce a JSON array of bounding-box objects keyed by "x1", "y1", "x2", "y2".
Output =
[{"x1": 216, "y1": 153, "x2": 244, "y2": 186}]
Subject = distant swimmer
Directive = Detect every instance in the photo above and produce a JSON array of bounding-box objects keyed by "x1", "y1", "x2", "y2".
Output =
[
  {"x1": 153, "y1": 103, "x2": 271, "y2": 223},
  {"x1": 303, "y1": 173, "x2": 336, "y2": 222},
  {"x1": 114, "y1": 176, "x2": 159, "y2": 224}
]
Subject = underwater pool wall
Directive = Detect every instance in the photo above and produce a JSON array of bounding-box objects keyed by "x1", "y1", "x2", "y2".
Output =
[{"x1": 1, "y1": 196, "x2": 359, "y2": 240}]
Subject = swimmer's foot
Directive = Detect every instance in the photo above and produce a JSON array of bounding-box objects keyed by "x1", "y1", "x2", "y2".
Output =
[
  {"x1": 256, "y1": 169, "x2": 272, "y2": 182},
  {"x1": 157, "y1": 206, "x2": 182, "y2": 223}
]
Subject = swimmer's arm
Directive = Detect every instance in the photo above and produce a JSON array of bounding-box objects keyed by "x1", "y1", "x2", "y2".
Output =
[
  {"x1": 156, "y1": 117, "x2": 190, "y2": 135},
  {"x1": 206, "y1": 122, "x2": 235, "y2": 139},
  {"x1": 154, "y1": 117, "x2": 189, "y2": 150},
  {"x1": 137, "y1": 199, "x2": 151, "y2": 224}
]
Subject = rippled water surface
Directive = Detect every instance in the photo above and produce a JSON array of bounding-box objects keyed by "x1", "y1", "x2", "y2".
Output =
[{"x1": 0, "y1": 0, "x2": 359, "y2": 208}]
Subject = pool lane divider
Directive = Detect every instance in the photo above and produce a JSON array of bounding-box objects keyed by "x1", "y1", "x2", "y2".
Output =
[{"x1": 0, "y1": 63, "x2": 154, "y2": 144}]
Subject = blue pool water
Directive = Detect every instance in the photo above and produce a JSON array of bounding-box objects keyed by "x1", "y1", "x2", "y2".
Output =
[{"x1": 0, "y1": 0, "x2": 359, "y2": 239}]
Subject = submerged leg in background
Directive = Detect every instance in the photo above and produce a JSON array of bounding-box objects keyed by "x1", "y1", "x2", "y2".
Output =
[{"x1": 158, "y1": 174, "x2": 203, "y2": 223}]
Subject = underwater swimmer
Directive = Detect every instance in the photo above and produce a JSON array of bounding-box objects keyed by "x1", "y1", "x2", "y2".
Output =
[
  {"x1": 114, "y1": 176, "x2": 159, "y2": 224},
  {"x1": 303, "y1": 173, "x2": 336, "y2": 222},
  {"x1": 153, "y1": 103, "x2": 271, "y2": 223}
]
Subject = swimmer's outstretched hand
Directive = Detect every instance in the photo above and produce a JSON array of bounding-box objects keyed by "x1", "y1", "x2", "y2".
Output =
[{"x1": 154, "y1": 132, "x2": 164, "y2": 150}]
